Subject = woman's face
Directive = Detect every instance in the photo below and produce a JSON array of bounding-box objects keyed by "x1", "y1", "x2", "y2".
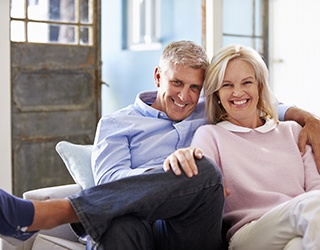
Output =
[{"x1": 218, "y1": 59, "x2": 261, "y2": 128}]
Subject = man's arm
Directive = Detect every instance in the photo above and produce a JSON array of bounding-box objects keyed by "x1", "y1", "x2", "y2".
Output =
[
  {"x1": 284, "y1": 106, "x2": 320, "y2": 172},
  {"x1": 92, "y1": 117, "x2": 153, "y2": 185}
]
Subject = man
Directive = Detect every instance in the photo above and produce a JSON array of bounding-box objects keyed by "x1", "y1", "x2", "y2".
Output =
[{"x1": 1, "y1": 41, "x2": 320, "y2": 250}]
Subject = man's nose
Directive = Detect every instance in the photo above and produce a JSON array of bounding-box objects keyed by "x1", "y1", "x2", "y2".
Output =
[{"x1": 178, "y1": 87, "x2": 189, "y2": 101}]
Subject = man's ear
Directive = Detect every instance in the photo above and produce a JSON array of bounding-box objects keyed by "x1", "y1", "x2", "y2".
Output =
[{"x1": 154, "y1": 66, "x2": 161, "y2": 87}]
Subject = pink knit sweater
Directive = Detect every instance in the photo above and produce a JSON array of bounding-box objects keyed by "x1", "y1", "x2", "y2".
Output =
[{"x1": 191, "y1": 119, "x2": 320, "y2": 240}]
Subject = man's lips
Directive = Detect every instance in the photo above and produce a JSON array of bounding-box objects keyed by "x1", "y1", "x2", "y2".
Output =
[{"x1": 173, "y1": 100, "x2": 187, "y2": 108}]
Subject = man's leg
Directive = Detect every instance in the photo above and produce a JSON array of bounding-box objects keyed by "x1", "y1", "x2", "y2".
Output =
[
  {"x1": 86, "y1": 216, "x2": 155, "y2": 250},
  {"x1": 69, "y1": 157, "x2": 224, "y2": 249},
  {"x1": 1, "y1": 157, "x2": 224, "y2": 249}
]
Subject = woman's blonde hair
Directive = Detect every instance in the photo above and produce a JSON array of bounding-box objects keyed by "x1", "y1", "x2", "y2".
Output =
[{"x1": 204, "y1": 44, "x2": 278, "y2": 124}]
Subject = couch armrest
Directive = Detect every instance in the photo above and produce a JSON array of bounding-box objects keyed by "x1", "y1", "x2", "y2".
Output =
[
  {"x1": 0, "y1": 184, "x2": 83, "y2": 249},
  {"x1": 22, "y1": 184, "x2": 83, "y2": 245},
  {"x1": 23, "y1": 184, "x2": 82, "y2": 200}
]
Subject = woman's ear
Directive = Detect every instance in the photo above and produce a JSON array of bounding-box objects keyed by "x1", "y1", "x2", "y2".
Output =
[{"x1": 216, "y1": 92, "x2": 221, "y2": 104}]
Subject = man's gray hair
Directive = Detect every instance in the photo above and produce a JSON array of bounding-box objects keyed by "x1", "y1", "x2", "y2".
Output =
[{"x1": 159, "y1": 40, "x2": 209, "y2": 72}]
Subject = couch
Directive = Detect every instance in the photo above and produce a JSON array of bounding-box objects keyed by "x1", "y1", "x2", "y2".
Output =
[
  {"x1": 0, "y1": 141, "x2": 94, "y2": 250},
  {"x1": 0, "y1": 141, "x2": 229, "y2": 250}
]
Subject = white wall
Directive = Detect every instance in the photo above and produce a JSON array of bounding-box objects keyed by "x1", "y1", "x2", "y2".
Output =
[
  {"x1": 0, "y1": 0, "x2": 12, "y2": 193},
  {"x1": 269, "y1": 0, "x2": 320, "y2": 117}
]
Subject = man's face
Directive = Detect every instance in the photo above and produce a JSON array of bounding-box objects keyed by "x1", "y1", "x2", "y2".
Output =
[{"x1": 152, "y1": 63, "x2": 204, "y2": 122}]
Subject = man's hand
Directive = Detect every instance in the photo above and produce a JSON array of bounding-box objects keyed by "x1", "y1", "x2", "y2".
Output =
[
  {"x1": 164, "y1": 148, "x2": 232, "y2": 196},
  {"x1": 298, "y1": 115, "x2": 320, "y2": 172},
  {"x1": 163, "y1": 147, "x2": 203, "y2": 177}
]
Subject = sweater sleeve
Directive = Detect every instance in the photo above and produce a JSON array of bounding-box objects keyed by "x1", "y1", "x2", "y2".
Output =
[
  {"x1": 289, "y1": 122, "x2": 320, "y2": 191},
  {"x1": 303, "y1": 145, "x2": 320, "y2": 191},
  {"x1": 191, "y1": 125, "x2": 221, "y2": 167}
]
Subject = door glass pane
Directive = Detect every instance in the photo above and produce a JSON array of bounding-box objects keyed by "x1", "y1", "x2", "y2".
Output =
[
  {"x1": 28, "y1": 22, "x2": 77, "y2": 44},
  {"x1": 28, "y1": 0, "x2": 76, "y2": 22},
  {"x1": 58, "y1": 0, "x2": 76, "y2": 22},
  {"x1": 10, "y1": 0, "x2": 94, "y2": 46},
  {"x1": 10, "y1": 21, "x2": 26, "y2": 42},
  {"x1": 80, "y1": 26, "x2": 92, "y2": 45},
  {"x1": 11, "y1": 0, "x2": 26, "y2": 18},
  {"x1": 80, "y1": 0, "x2": 93, "y2": 23}
]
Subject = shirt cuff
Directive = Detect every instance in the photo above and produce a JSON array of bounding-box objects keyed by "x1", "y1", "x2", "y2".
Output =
[{"x1": 278, "y1": 103, "x2": 295, "y2": 121}]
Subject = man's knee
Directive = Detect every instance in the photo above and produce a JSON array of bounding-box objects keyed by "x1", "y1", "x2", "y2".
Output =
[{"x1": 195, "y1": 156, "x2": 223, "y2": 184}]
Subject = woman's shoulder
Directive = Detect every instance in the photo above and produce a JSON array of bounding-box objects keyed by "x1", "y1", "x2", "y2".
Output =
[{"x1": 278, "y1": 120, "x2": 302, "y2": 130}]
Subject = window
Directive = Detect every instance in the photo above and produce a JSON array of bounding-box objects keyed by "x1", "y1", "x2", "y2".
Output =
[
  {"x1": 10, "y1": 0, "x2": 95, "y2": 46},
  {"x1": 222, "y1": 0, "x2": 269, "y2": 64},
  {"x1": 125, "y1": 0, "x2": 161, "y2": 50},
  {"x1": 203, "y1": 0, "x2": 268, "y2": 64}
]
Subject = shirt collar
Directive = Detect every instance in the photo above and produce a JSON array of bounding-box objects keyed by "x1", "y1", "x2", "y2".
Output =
[
  {"x1": 134, "y1": 91, "x2": 169, "y2": 119},
  {"x1": 216, "y1": 118, "x2": 277, "y2": 133},
  {"x1": 134, "y1": 91, "x2": 206, "y2": 121}
]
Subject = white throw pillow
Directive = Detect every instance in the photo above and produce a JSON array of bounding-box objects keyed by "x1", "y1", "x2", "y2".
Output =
[{"x1": 55, "y1": 141, "x2": 95, "y2": 189}]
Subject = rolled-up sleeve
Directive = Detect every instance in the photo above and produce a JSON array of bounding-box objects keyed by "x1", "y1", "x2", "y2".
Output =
[{"x1": 278, "y1": 103, "x2": 294, "y2": 121}]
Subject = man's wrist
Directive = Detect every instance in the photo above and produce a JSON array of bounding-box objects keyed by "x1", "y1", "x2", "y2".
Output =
[{"x1": 285, "y1": 106, "x2": 319, "y2": 127}]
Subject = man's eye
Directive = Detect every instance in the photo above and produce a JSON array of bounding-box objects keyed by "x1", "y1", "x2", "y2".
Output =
[
  {"x1": 172, "y1": 80, "x2": 181, "y2": 85},
  {"x1": 191, "y1": 85, "x2": 202, "y2": 91}
]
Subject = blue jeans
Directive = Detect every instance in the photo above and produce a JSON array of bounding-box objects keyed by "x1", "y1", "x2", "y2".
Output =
[{"x1": 68, "y1": 157, "x2": 224, "y2": 250}]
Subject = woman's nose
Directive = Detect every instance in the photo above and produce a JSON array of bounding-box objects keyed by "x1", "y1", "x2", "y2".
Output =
[{"x1": 232, "y1": 86, "x2": 244, "y2": 97}]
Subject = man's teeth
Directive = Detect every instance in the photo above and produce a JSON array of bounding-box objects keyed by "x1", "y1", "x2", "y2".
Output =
[
  {"x1": 233, "y1": 100, "x2": 247, "y2": 105},
  {"x1": 174, "y1": 101, "x2": 186, "y2": 107}
]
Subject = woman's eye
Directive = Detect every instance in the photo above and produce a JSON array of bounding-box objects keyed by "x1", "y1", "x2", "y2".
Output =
[
  {"x1": 222, "y1": 83, "x2": 232, "y2": 88},
  {"x1": 243, "y1": 81, "x2": 253, "y2": 85}
]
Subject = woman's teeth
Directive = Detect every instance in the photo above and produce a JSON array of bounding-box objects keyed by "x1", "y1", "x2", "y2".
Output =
[{"x1": 233, "y1": 100, "x2": 247, "y2": 105}]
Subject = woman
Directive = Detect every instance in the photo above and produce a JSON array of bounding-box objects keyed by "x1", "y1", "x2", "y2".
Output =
[{"x1": 168, "y1": 44, "x2": 320, "y2": 249}]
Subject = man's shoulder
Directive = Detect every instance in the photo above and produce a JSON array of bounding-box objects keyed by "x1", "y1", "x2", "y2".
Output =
[{"x1": 101, "y1": 105, "x2": 139, "y2": 121}]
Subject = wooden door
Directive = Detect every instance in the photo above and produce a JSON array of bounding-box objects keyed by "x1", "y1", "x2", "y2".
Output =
[{"x1": 10, "y1": 0, "x2": 101, "y2": 197}]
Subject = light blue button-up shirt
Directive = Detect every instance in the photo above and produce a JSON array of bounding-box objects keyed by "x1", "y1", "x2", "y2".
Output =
[
  {"x1": 92, "y1": 91, "x2": 207, "y2": 185},
  {"x1": 92, "y1": 91, "x2": 291, "y2": 185}
]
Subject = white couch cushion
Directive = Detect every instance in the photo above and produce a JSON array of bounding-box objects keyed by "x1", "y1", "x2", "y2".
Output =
[
  {"x1": 55, "y1": 141, "x2": 95, "y2": 189},
  {"x1": 32, "y1": 234, "x2": 85, "y2": 250}
]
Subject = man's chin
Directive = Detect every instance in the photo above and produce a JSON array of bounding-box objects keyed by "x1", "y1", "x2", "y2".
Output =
[{"x1": 169, "y1": 112, "x2": 192, "y2": 122}]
